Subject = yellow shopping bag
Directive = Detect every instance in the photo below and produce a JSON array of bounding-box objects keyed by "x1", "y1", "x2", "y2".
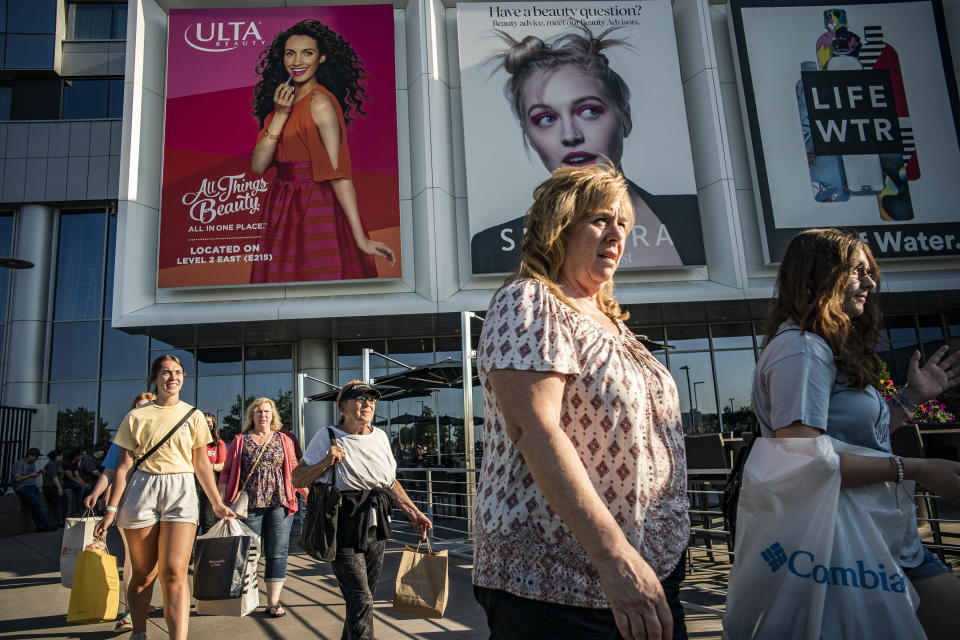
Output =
[{"x1": 66, "y1": 548, "x2": 119, "y2": 624}]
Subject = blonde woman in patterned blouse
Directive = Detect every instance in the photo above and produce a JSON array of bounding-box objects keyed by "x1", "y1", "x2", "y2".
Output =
[
  {"x1": 220, "y1": 398, "x2": 299, "y2": 618},
  {"x1": 474, "y1": 162, "x2": 690, "y2": 640}
]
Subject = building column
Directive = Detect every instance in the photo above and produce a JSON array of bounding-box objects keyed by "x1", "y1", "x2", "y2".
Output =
[
  {"x1": 3, "y1": 205, "x2": 54, "y2": 406},
  {"x1": 297, "y1": 338, "x2": 335, "y2": 446}
]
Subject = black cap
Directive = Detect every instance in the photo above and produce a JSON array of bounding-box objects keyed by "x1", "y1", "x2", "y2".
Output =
[
  {"x1": 26, "y1": 447, "x2": 41, "y2": 457},
  {"x1": 338, "y1": 382, "x2": 382, "y2": 403}
]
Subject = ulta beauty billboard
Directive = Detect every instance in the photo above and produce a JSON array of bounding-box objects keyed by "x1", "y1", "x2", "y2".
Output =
[
  {"x1": 159, "y1": 5, "x2": 400, "y2": 288},
  {"x1": 458, "y1": 0, "x2": 705, "y2": 274}
]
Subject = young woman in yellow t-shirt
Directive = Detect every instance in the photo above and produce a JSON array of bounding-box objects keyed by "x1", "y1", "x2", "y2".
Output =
[{"x1": 96, "y1": 355, "x2": 236, "y2": 640}]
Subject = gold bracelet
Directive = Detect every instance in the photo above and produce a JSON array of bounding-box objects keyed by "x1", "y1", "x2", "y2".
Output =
[{"x1": 266, "y1": 131, "x2": 281, "y2": 140}]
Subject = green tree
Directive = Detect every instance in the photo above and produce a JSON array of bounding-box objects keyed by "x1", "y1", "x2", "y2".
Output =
[
  {"x1": 220, "y1": 390, "x2": 294, "y2": 443},
  {"x1": 722, "y1": 405, "x2": 757, "y2": 433},
  {"x1": 56, "y1": 407, "x2": 110, "y2": 452}
]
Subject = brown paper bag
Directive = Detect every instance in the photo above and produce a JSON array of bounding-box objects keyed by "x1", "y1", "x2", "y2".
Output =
[{"x1": 392, "y1": 539, "x2": 448, "y2": 619}]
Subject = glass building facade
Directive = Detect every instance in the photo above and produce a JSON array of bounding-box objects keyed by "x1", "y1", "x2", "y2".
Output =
[
  {"x1": 0, "y1": 205, "x2": 953, "y2": 452},
  {"x1": 0, "y1": 0, "x2": 957, "y2": 465}
]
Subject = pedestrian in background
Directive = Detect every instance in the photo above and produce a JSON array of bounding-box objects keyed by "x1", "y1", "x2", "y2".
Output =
[
  {"x1": 12, "y1": 448, "x2": 56, "y2": 532},
  {"x1": 62, "y1": 449, "x2": 89, "y2": 516},
  {"x1": 220, "y1": 398, "x2": 298, "y2": 618},
  {"x1": 197, "y1": 412, "x2": 227, "y2": 533},
  {"x1": 42, "y1": 449, "x2": 68, "y2": 528}
]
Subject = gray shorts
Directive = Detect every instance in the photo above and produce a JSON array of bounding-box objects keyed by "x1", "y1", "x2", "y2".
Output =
[{"x1": 117, "y1": 470, "x2": 198, "y2": 529}]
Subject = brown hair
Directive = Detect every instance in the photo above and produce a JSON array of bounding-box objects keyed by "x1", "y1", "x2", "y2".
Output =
[
  {"x1": 148, "y1": 354, "x2": 185, "y2": 393},
  {"x1": 204, "y1": 412, "x2": 220, "y2": 441},
  {"x1": 764, "y1": 228, "x2": 882, "y2": 390},
  {"x1": 130, "y1": 392, "x2": 156, "y2": 410},
  {"x1": 505, "y1": 162, "x2": 633, "y2": 321},
  {"x1": 243, "y1": 398, "x2": 283, "y2": 433},
  {"x1": 491, "y1": 24, "x2": 632, "y2": 149}
]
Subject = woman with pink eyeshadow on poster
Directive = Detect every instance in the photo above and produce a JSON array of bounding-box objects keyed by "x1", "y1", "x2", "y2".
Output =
[
  {"x1": 490, "y1": 25, "x2": 704, "y2": 268},
  {"x1": 251, "y1": 19, "x2": 395, "y2": 283}
]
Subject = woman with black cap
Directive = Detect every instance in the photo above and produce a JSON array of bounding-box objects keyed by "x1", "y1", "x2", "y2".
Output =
[{"x1": 293, "y1": 380, "x2": 432, "y2": 640}]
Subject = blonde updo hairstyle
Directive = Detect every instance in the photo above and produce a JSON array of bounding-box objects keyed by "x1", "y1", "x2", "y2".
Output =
[
  {"x1": 491, "y1": 25, "x2": 632, "y2": 148},
  {"x1": 243, "y1": 397, "x2": 283, "y2": 432},
  {"x1": 507, "y1": 162, "x2": 633, "y2": 321}
]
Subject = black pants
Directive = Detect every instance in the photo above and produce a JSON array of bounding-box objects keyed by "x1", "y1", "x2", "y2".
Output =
[
  {"x1": 195, "y1": 479, "x2": 218, "y2": 533},
  {"x1": 475, "y1": 557, "x2": 688, "y2": 640},
  {"x1": 330, "y1": 528, "x2": 386, "y2": 640}
]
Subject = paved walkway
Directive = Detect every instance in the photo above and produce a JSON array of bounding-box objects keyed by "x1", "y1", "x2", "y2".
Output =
[{"x1": 0, "y1": 528, "x2": 724, "y2": 639}]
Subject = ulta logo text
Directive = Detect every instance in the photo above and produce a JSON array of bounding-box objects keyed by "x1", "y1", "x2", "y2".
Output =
[{"x1": 184, "y1": 22, "x2": 263, "y2": 53}]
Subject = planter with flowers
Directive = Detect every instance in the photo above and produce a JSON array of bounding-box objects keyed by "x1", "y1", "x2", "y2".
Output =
[
  {"x1": 877, "y1": 366, "x2": 957, "y2": 426},
  {"x1": 877, "y1": 363, "x2": 960, "y2": 460}
]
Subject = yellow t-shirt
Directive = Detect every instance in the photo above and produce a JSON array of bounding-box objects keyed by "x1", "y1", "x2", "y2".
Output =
[{"x1": 113, "y1": 402, "x2": 211, "y2": 475}]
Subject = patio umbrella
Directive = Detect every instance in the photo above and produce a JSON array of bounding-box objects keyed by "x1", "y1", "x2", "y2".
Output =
[
  {"x1": 438, "y1": 415, "x2": 483, "y2": 427},
  {"x1": 307, "y1": 385, "x2": 432, "y2": 402},
  {"x1": 374, "y1": 413, "x2": 426, "y2": 426},
  {"x1": 373, "y1": 358, "x2": 479, "y2": 390}
]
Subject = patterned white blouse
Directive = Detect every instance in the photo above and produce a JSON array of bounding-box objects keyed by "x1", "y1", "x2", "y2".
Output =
[{"x1": 473, "y1": 278, "x2": 690, "y2": 608}]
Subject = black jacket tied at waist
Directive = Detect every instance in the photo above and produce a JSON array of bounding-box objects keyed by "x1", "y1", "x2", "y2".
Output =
[{"x1": 335, "y1": 486, "x2": 393, "y2": 552}]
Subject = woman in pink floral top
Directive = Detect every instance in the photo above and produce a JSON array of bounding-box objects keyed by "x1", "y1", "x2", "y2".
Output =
[
  {"x1": 474, "y1": 163, "x2": 690, "y2": 640},
  {"x1": 220, "y1": 397, "x2": 299, "y2": 618}
]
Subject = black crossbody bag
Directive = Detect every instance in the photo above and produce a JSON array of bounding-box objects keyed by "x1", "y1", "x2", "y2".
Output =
[
  {"x1": 300, "y1": 427, "x2": 343, "y2": 562},
  {"x1": 720, "y1": 328, "x2": 800, "y2": 548}
]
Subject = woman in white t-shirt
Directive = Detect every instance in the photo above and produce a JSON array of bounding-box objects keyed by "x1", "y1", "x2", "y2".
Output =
[
  {"x1": 293, "y1": 380, "x2": 432, "y2": 640},
  {"x1": 752, "y1": 228, "x2": 960, "y2": 639}
]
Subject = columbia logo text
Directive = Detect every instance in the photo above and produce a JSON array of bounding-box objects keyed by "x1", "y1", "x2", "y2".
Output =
[{"x1": 762, "y1": 542, "x2": 907, "y2": 592}]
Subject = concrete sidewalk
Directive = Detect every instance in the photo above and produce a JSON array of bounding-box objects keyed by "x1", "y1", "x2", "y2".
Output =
[
  {"x1": 0, "y1": 528, "x2": 487, "y2": 640},
  {"x1": 0, "y1": 528, "x2": 724, "y2": 639}
]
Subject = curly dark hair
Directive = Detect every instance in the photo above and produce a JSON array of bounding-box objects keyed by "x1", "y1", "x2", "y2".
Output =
[{"x1": 252, "y1": 19, "x2": 367, "y2": 127}]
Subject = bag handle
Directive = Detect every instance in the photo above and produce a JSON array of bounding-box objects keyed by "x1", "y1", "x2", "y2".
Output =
[
  {"x1": 327, "y1": 427, "x2": 338, "y2": 488},
  {"x1": 414, "y1": 535, "x2": 433, "y2": 555},
  {"x1": 135, "y1": 407, "x2": 199, "y2": 469},
  {"x1": 231, "y1": 432, "x2": 272, "y2": 504}
]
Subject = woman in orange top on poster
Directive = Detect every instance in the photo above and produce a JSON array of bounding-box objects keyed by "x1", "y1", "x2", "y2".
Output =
[{"x1": 251, "y1": 19, "x2": 395, "y2": 283}]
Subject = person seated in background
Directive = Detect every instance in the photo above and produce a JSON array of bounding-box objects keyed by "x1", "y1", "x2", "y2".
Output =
[
  {"x1": 12, "y1": 448, "x2": 56, "y2": 532},
  {"x1": 42, "y1": 449, "x2": 68, "y2": 528},
  {"x1": 62, "y1": 449, "x2": 89, "y2": 515}
]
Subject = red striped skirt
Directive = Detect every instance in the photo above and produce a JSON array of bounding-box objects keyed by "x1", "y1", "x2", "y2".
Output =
[{"x1": 251, "y1": 161, "x2": 377, "y2": 283}]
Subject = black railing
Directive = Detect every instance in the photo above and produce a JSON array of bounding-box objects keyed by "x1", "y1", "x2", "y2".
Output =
[{"x1": 0, "y1": 406, "x2": 36, "y2": 490}]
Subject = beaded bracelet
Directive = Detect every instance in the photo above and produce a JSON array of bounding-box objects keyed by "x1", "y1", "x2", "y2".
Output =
[
  {"x1": 890, "y1": 386, "x2": 920, "y2": 413},
  {"x1": 891, "y1": 455, "x2": 904, "y2": 483}
]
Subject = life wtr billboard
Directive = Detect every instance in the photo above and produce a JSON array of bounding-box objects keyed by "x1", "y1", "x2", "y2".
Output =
[{"x1": 729, "y1": 0, "x2": 960, "y2": 262}]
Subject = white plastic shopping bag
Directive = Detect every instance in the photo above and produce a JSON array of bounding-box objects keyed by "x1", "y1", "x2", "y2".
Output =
[
  {"x1": 723, "y1": 437, "x2": 840, "y2": 640},
  {"x1": 820, "y1": 439, "x2": 925, "y2": 639},
  {"x1": 193, "y1": 518, "x2": 261, "y2": 617},
  {"x1": 60, "y1": 513, "x2": 97, "y2": 588},
  {"x1": 723, "y1": 436, "x2": 926, "y2": 640}
]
